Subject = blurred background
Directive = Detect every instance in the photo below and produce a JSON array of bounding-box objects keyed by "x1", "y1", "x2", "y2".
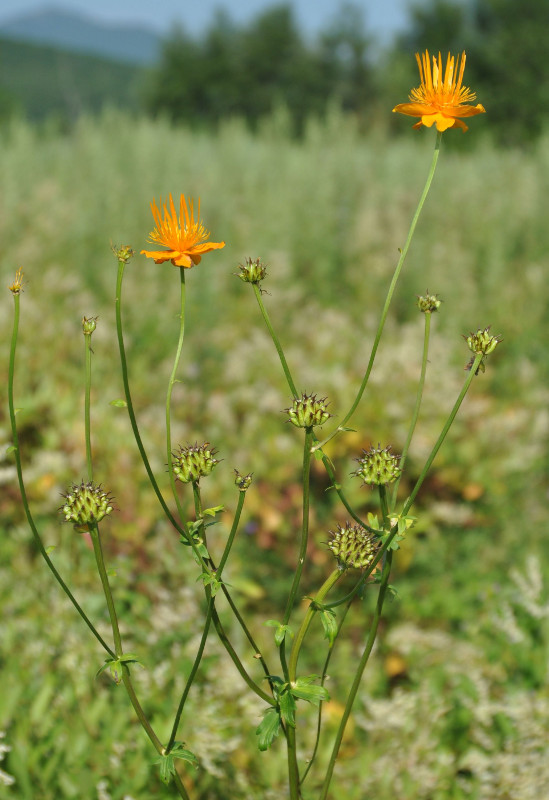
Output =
[{"x1": 0, "y1": 1, "x2": 548, "y2": 798}]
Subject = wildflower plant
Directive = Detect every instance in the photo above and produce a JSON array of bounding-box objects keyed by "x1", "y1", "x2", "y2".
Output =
[{"x1": 5, "y1": 51, "x2": 499, "y2": 799}]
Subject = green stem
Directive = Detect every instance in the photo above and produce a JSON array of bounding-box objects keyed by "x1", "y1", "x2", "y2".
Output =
[
  {"x1": 89, "y1": 523, "x2": 123, "y2": 656},
  {"x1": 319, "y1": 549, "x2": 393, "y2": 800},
  {"x1": 84, "y1": 331, "x2": 93, "y2": 482},
  {"x1": 390, "y1": 310, "x2": 432, "y2": 509},
  {"x1": 325, "y1": 351, "x2": 483, "y2": 611},
  {"x1": 8, "y1": 293, "x2": 115, "y2": 658},
  {"x1": 280, "y1": 428, "x2": 314, "y2": 678},
  {"x1": 253, "y1": 283, "x2": 298, "y2": 398},
  {"x1": 192, "y1": 484, "x2": 274, "y2": 706},
  {"x1": 115, "y1": 260, "x2": 185, "y2": 537},
  {"x1": 166, "y1": 269, "x2": 187, "y2": 521},
  {"x1": 288, "y1": 569, "x2": 341, "y2": 683},
  {"x1": 287, "y1": 727, "x2": 301, "y2": 800},
  {"x1": 338, "y1": 130, "x2": 443, "y2": 431},
  {"x1": 402, "y1": 351, "x2": 483, "y2": 515},
  {"x1": 89, "y1": 523, "x2": 170, "y2": 763},
  {"x1": 300, "y1": 600, "x2": 352, "y2": 785}
]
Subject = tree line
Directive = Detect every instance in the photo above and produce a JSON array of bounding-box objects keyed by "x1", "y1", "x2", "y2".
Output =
[{"x1": 141, "y1": 0, "x2": 548, "y2": 145}]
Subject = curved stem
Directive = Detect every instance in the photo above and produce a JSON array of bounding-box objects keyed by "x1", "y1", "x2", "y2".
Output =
[
  {"x1": 192, "y1": 484, "x2": 274, "y2": 706},
  {"x1": 301, "y1": 600, "x2": 352, "y2": 784},
  {"x1": 390, "y1": 311, "x2": 432, "y2": 509},
  {"x1": 319, "y1": 549, "x2": 393, "y2": 800},
  {"x1": 114, "y1": 260, "x2": 184, "y2": 536},
  {"x1": 166, "y1": 269, "x2": 187, "y2": 521},
  {"x1": 8, "y1": 293, "x2": 115, "y2": 658},
  {"x1": 337, "y1": 130, "x2": 443, "y2": 432},
  {"x1": 84, "y1": 332, "x2": 93, "y2": 482},
  {"x1": 280, "y1": 428, "x2": 314, "y2": 678},
  {"x1": 288, "y1": 569, "x2": 341, "y2": 683},
  {"x1": 253, "y1": 283, "x2": 298, "y2": 398},
  {"x1": 402, "y1": 351, "x2": 483, "y2": 515}
]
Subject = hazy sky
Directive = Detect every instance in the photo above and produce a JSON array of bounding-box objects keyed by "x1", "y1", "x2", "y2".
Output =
[{"x1": 0, "y1": 0, "x2": 412, "y2": 40}]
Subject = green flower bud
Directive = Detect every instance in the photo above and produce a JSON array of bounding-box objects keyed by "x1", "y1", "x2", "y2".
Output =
[
  {"x1": 82, "y1": 315, "x2": 98, "y2": 336},
  {"x1": 236, "y1": 257, "x2": 268, "y2": 284},
  {"x1": 60, "y1": 481, "x2": 114, "y2": 530},
  {"x1": 111, "y1": 244, "x2": 134, "y2": 263},
  {"x1": 353, "y1": 444, "x2": 401, "y2": 486},
  {"x1": 234, "y1": 469, "x2": 253, "y2": 491},
  {"x1": 417, "y1": 292, "x2": 441, "y2": 313},
  {"x1": 465, "y1": 326, "x2": 502, "y2": 356},
  {"x1": 172, "y1": 443, "x2": 219, "y2": 483},
  {"x1": 286, "y1": 393, "x2": 331, "y2": 429},
  {"x1": 463, "y1": 326, "x2": 502, "y2": 373},
  {"x1": 327, "y1": 523, "x2": 380, "y2": 570}
]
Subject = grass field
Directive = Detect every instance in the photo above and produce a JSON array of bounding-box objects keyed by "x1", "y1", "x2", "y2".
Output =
[{"x1": 0, "y1": 111, "x2": 548, "y2": 799}]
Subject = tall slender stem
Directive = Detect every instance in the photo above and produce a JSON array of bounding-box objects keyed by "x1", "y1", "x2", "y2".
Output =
[
  {"x1": 84, "y1": 330, "x2": 93, "y2": 482},
  {"x1": 391, "y1": 310, "x2": 432, "y2": 508},
  {"x1": 319, "y1": 549, "x2": 393, "y2": 800},
  {"x1": 337, "y1": 131, "x2": 443, "y2": 431},
  {"x1": 280, "y1": 428, "x2": 314, "y2": 677},
  {"x1": 253, "y1": 283, "x2": 298, "y2": 399},
  {"x1": 166, "y1": 269, "x2": 187, "y2": 521},
  {"x1": 8, "y1": 292, "x2": 115, "y2": 658}
]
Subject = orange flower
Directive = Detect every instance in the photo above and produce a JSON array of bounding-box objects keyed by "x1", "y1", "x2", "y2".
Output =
[
  {"x1": 393, "y1": 50, "x2": 485, "y2": 132},
  {"x1": 141, "y1": 194, "x2": 225, "y2": 268}
]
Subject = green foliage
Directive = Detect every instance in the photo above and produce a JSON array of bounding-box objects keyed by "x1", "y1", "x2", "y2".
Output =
[
  {"x1": 143, "y1": 4, "x2": 375, "y2": 132},
  {"x1": 1, "y1": 113, "x2": 548, "y2": 797},
  {"x1": 385, "y1": 0, "x2": 549, "y2": 144}
]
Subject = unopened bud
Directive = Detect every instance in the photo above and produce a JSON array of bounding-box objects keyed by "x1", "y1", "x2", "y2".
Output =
[
  {"x1": 172, "y1": 443, "x2": 219, "y2": 483},
  {"x1": 286, "y1": 393, "x2": 331, "y2": 429},
  {"x1": 236, "y1": 257, "x2": 268, "y2": 284},
  {"x1": 234, "y1": 469, "x2": 253, "y2": 491},
  {"x1": 353, "y1": 444, "x2": 401, "y2": 486},
  {"x1": 82, "y1": 315, "x2": 98, "y2": 336},
  {"x1": 60, "y1": 481, "x2": 114, "y2": 530},
  {"x1": 327, "y1": 523, "x2": 380, "y2": 570}
]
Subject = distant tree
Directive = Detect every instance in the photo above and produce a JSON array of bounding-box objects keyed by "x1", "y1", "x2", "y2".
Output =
[
  {"x1": 384, "y1": 0, "x2": 549, "y2": 144},
  {"x1": 143, "y1": 3, "x2": 377, "y2": 132}
]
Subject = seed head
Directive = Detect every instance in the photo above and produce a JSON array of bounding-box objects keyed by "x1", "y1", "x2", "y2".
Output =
[
  {"x1": 417, "y1": 291, "x2": 441, "y2": 313},
  {"x1": 172, "y1": 443, "x2": 219, "y2": 483},
  {"x1": 60, "y1": 481, "x2": 114, "y2": 530},
  {"x1": 234, "y1": 469, "x2": 253, "y2": 491},
  {"x1": 464, "y1": 326, "x2": 502, "y2": 373},
  {"x1": 236, "y1": 257, "x2": 268, "y2": 285},
  {"x1": 286, "y1": 393, "x2": 331, "y2": 429},
  {"x1": 327, "y1": 523, "x2": 380, "y2": 570},
  {"x1": 111, "y1": 244, "x2": 134, "y2": 263},
  {"x1": 353, "y1": 444, "x2": 402, "y2": 486},
  {"x1": 82, "y1": 315, "x2": 98, "y2": 336}
]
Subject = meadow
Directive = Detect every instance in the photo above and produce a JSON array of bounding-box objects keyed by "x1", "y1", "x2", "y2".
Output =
[{"x1": 0, "y1": 110, "x2": 548, "y2": 799}]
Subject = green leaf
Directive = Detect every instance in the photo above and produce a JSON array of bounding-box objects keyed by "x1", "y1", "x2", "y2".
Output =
[
  {"x1": 109, "y1": 398, "x2": 127, "y2": 408},
  {"x1": 256, "y1": 707, "x2": 281, "y2": 751},
  {"x1": 278, "y1": 689, "x2": 296, "y2": 728},
  {"x1": 264, "y1": 620, "x2": 293, "y2": 646},
  {"x1": 5, "y1": 445, "x2": 17, "y2": 456},
  {"x1": 96, "y1": 653, "x2": 144, "y2": 683},
  {"x1": 320, "y1": 608, "x2": 338, "y2": 645},
  {"x1": 291, "y1": 676, "x2": 330, "y2": 706},
  {"x1": 203, "y1": 505, "x2": 224, "y2": 517},
  {"x1": 154, "y1": 743, "x2": 198, "y2": 784},
  {"x1": 107, "y1": 568, "x2": 117, "y2": 578},
  {"x1": 45, "y1": 545, "x2": 56, "y2": 555}
]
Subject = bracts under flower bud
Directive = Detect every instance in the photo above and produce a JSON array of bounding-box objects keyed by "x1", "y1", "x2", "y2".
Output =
[{"x1": 60, "y1": 481, "x2": 114, "y2": 531}]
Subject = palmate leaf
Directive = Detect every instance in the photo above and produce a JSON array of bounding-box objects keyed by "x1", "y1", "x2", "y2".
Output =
[
  {"x1": 96, "y1": 653, "x2": 144, "y2": 684},
  {"x1": 154, "y1": 742, "x2": 198, "y2": 784},
  {"x1": 290, "y1": 675, "x2": 330, "y2": 706},
  {"x1": 256, "y1": 707, "x2": 281, "y2": 751},
  {"x1": 278, "y1": 689, "x2": 296, "y2": 728}
]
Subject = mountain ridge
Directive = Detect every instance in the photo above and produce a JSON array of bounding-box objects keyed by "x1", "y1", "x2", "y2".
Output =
[{"x1": 0, "y1": 5, "x2": 161, "y2": 64}]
